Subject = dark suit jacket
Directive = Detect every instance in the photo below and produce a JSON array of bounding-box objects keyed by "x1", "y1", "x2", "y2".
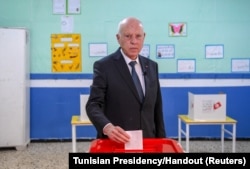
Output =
[{"x1": 86, "y1": 48, "x2": 166, "y2": 138}]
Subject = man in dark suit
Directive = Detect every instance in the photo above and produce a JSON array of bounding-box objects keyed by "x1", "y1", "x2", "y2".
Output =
[{"x1": 86, "y1": 17, "x2": 166, "y2": 143}]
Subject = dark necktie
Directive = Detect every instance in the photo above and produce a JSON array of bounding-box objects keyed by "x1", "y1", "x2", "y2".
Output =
[{"x1": 129, "y1": 61, "x2": 144, "y2": 102}]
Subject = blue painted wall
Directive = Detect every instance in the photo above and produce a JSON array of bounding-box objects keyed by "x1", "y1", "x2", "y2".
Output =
[{"x1": 30, "y1": 74, "x2": 250, "y2": 140}]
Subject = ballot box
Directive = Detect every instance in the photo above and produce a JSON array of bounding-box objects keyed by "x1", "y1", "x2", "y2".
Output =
[
  {"x1": 188, "y1": 92, "x2": 226, "y2": 121},
  {"x1": 88, "y1": 138, "x2": 184, "y2": 153}
]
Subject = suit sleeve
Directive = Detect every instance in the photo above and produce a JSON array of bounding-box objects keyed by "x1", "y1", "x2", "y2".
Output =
[{"x1": 86, "y1": 60, "x2": 110, "y2": 136}]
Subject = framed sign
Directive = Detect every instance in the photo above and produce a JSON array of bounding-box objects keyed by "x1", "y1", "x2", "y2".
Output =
[
  {"x1": 169, "y1": 22, "x2": 187, "y2": 37},
  {"x1": 53, "y1": 0, "x2": 81, "y2": 15},
  {"x1": 140, "y1": 44, "x2": 150, "y2": 58},
  {"x1": 156, "y1": 44, "x2": 175, "y2": 58},
  {"x1": 89, "y1": 43, "x2": 108, "y2": 57},
  {"x1": 205, "y1": 44, "x2": 224, "y2": 59},
  {"x1": 51, "y1": 33, "x2": 81, "y2": 72},
  {"x1": 177, "y1": 59, "x2": 196, "y2": 73},
  {"x1": 231, "y1": 59, "x2": 250, "y2": 72}
]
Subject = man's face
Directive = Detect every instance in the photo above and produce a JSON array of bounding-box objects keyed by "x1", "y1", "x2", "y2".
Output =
[{"x1": 116, "y1": 21, "x2": 145, "y2": 60}]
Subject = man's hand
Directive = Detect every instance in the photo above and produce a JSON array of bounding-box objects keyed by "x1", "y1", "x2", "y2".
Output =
[{"x1": 103, "y1": 124, "x2": 130, "y2": 143}]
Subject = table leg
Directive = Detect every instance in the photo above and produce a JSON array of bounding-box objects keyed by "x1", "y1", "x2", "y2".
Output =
[
  {"x1": 186, "y1": 124, "x2": 189, "y2": 153},
  {"x1": 72, "y1": 124, "x2": 76, "y2": 152},
  {"x1": 232, "y1": 124, "x2": 236, "y2": 152},
  {"x1": 178, "y1": 117, "x2": 181, "y2": 145},
  {"x1": 221, "y1": 124, "x2": 224, "y2": 152}
]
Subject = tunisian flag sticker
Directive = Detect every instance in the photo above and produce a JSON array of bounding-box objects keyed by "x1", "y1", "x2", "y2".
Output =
[{"x1": 214, "y1": 102, "x2": 222, "y2": 110}]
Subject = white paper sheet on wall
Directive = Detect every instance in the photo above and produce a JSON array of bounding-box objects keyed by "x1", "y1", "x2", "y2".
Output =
[{"x1": 53, "y1": 0, "x2": 66, "y2": 14}]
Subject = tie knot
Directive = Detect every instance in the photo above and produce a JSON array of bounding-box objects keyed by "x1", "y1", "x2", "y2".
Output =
[{"x1": 129, "y1": 61, "x2": 137, "y2": 67}]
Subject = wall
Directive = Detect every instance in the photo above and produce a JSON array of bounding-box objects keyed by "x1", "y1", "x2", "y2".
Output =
[{"x1": 0, "y1": 0, "x2": 250, "y2": 139}]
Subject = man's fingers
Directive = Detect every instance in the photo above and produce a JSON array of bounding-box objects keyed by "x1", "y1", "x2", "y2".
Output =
[{"x1": 108, "y1": 126, "x2": 130, "y2": 143}]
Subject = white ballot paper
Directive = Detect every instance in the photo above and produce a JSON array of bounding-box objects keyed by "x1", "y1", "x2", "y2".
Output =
[{"x1": 125, "y1": 130, "x2": 143, "y2": 150}]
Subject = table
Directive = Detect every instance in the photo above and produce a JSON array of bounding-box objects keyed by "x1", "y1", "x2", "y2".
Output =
[
  {"x1": 71, "y1": 115, "x2": 92, "y2": 152},
  {"x1": 178, "y1": 115, "x2": 237, "y2": 153}
]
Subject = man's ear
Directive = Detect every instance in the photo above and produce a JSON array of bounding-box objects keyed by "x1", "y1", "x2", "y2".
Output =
[{"x1": 116, "y1": 34, "x2": 120, "y2": 40}]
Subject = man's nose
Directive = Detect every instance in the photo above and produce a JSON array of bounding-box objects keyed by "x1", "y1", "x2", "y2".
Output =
[{"x1": 130, "y1": 36, "x2": 137, "y2": 44}]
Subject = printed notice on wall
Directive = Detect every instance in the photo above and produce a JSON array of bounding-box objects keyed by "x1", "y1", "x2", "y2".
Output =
[
  {"x1": 51, "y1": 34, "x2": 81, "y2": 72},
  {"x1": 61, "y1": 15, "x2": 74, "y2": 33},
  {"x1": 53, "y1": 0, "x2": 80, "y2": 15},
  {"x1": 53, "y1": 0, "x2": 66, "y2": 14},
  {"x1": 140, "y1": 44, "x2": 150, "y2": 58},
  {"x1": 205, "y1": 45, "x2": 224, "y2": 59},
  {"x1": 156, "y1": 44, "x2": 175, "y2": 58},
  {"x1": 177, "y1": 59, "x2": 195, "y2": 73},
  {"x1": 231, "y1": 59, "x2": 250, "y2": 72},
  {"x1": 67, "y1": 0, "x2": 81, "y2": 14},
  {"x1": 89, "y1": 43, "x2": 108, "y2": 57}
]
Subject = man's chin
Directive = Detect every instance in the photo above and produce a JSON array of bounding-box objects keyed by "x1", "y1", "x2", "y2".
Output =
[{"x1": 128, "y1": 54, "x2": 138, "y2": 59}]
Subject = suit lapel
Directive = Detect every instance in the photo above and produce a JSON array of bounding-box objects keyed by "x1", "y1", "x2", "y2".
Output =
[
  {"x1": 113, "y1": 50, "x2": 142, "y2": 103},
  {"x1": 139, "y1": 56, "x2": 149, "y2": 102}
]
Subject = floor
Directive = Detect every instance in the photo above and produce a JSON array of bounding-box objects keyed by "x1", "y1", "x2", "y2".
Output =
[{"x1": 0, "y1": 139, "x2": 249, "y2": 169}]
